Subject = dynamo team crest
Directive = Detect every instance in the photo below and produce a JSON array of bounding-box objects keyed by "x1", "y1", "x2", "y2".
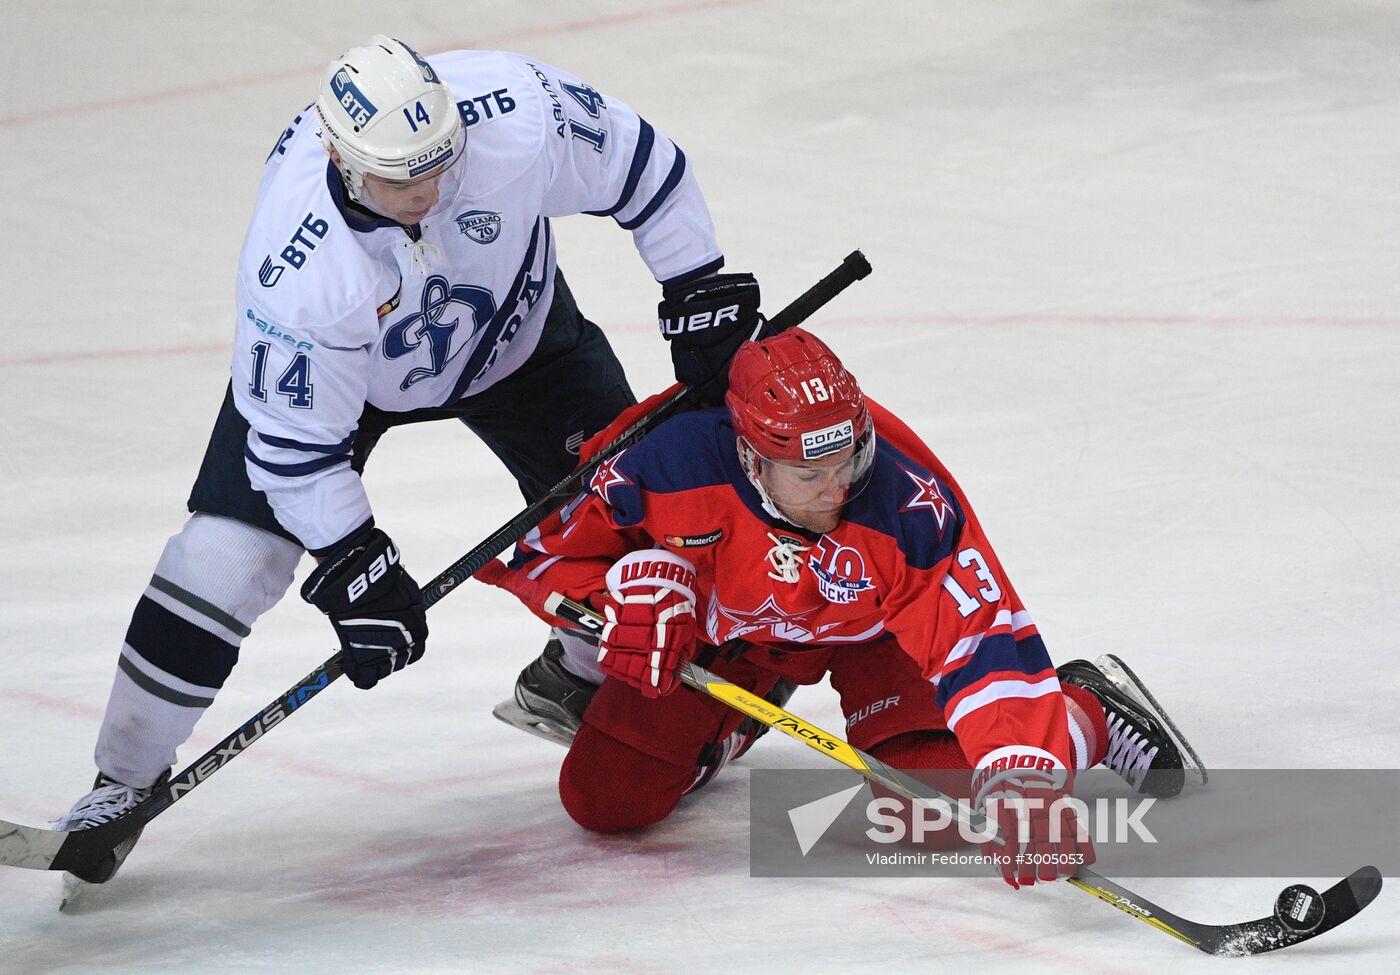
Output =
[{"x1": 456, "y1": 210, "x2": 502, "y2": 244}]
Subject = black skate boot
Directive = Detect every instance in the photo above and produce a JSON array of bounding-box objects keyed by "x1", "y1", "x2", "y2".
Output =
[
  {"x1": 492, "y1": 637, "x2": 598, "y2": 747},
  {"x1": 1057, "y1": 654, "x2": 1206, "y2": 799},
  {"x1": 52, "y1": 769, "x2": 169, "y2": 910}
]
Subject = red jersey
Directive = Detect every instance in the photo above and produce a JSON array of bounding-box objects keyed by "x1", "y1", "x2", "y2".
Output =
[{"x1": 477, "y1": 395, "x2": 1073, "y2": 770}]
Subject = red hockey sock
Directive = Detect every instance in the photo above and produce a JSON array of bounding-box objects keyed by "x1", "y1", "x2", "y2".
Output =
[
  {"x1": 869, "y1": 730, "x2": 968, "y2": 770},
  {"x1": 1061, "y1": 682, "x2": 1109, "y2": 769},
  {"x1": 866, "y1": 732, "x2": 973, "y2": 850},
  {"x1": 559, "y1": 724, "x2": 694, "y2": 833}
]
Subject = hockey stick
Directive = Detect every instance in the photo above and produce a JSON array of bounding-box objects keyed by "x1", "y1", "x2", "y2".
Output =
[
  {"x1": 542, "y1": 592, "x2": 1383, "y2": 957},
  {"x1": 0, "y1": 251, "x2": 874, "y2": 883}
]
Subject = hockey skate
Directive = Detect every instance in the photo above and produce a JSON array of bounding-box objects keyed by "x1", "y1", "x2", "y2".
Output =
[
  {"x1": 492, "y1": 638, "x2": 598, "y2": 746},
  {"x1": 1057, "y1": 654, "x2": 1207, "y2": 799},
  {"x1": 52, "y1": 770, "x2": 168, "y2": 910},
  {"x1": 686, "y1": 678, "x2": 798, "y2": 794}
]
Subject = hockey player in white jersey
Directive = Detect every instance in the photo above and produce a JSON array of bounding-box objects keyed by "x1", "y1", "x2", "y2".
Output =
[{"x1": 52, "y1": 36, "x2": 768, "y2": 897}]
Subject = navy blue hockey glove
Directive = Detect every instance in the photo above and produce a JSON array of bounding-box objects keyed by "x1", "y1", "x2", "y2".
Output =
[
  {"x1": 300, "y1": 528, "x2": 428, "y2": 690},
  {"x1": 658, "y1": 272, "x2": 773, "y2": 402}
]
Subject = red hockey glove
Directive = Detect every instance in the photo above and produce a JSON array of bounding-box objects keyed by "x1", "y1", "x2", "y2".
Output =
[
  {"x1": 595, "y1": 550, "x2": 698, "y2": 698},
  {"x1": 972, "y1": 747, "x2": 1095, "y2": 890}
]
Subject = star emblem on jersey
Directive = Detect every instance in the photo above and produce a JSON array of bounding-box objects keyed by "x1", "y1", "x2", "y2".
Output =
[
  {"x1": 588, "y1": 453, "x2": 633, "y2": 505},
  {"x1": 900, "y1": 469, "x2": 954, "y2": 535},
  {"x1": 714, "y1": 594, "x2": 824, "y2": 643}
]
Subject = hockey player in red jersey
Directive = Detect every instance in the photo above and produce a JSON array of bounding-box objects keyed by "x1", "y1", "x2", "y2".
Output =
[{"x1": 479, "y1": 328, "x2": 1200, "y2": 889}]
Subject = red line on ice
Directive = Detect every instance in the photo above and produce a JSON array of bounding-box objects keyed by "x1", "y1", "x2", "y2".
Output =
[
  {"x1": 0, "y1": 0, "x2": 750, "y2": 128},
  {"x1": 2, "y1": 311, "x2": 1394, "y2": 369}
]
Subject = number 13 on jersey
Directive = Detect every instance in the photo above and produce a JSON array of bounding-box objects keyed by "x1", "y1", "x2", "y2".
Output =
[{"x1": 941, "y1": 547, "x2": 1003, "y2": 617}]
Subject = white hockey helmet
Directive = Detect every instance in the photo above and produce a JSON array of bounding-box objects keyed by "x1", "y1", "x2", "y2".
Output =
[{"x1": 314, "y1": 35, "x2": 464, "y2": 202}]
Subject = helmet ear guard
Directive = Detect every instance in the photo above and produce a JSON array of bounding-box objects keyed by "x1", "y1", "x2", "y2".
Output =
[{"x1": 314, "y1": 35, "x2": 464, "y2": 203}]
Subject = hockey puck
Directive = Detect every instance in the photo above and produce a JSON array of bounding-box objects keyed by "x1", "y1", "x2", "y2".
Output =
[{"x1": 1274, "y1": 883, "x2": 1325, "y2": 932}]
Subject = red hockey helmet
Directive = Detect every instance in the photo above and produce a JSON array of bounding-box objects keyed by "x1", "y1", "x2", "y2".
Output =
[
  {"x1": 726, "y1": 328, "x2": 871, "y2": 459},
  {"x1": 725, "y1": 329, "x2": 875, "y2": 525}
]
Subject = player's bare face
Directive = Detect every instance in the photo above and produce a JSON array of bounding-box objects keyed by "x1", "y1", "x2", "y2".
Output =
[
  {"x1": 760, "y1": 446, "x2": 857, "y2": 534},
  {"x1": 361, "y1": 168, "x2": 447, "y2": 225}
]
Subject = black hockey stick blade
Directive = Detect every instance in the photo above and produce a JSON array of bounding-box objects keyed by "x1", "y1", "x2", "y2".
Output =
[
  {"x1": 0, "y1": 808, "x2": 138, "y2": 882},
  {"x1": 0, "y1": 655, "x2": 344, "y2": 880},
  {"x1": 1069, "y1": 865, "x2": 1382, "y2": 956}
]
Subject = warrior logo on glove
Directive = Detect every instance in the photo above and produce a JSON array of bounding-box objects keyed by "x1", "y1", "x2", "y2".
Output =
[
  {"x1": 595, "y1": 549, "x2": 699, "y2": 698},
  {"x1": 972, "y1": 746, "x2": 1095, "y2": 889}
]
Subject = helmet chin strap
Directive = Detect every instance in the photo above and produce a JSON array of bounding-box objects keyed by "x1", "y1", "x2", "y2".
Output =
[
  {"x1": 324, "y1": 140, "x2": 370, "y2": 205},
  {"x1": 738, "y1": 437, "x2": 820, "y2": 529},
  {"x1": 341, "y1": 168, "x2": 368, "y2": 205},
  {"x1": 328, "y1": 138, "x2": 467, "y2": 216},
  {"x1": 741, "y1": 438, "x2": 818, "y2": 582},
  {"x1": 737, "y1": 437, "x2": 779, "y2": 516}
]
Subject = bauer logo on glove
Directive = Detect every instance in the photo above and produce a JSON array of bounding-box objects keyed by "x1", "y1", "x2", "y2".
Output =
[
  {"x1": 658, "y1": 301, "x2": 742, "y2": 336},
  {"x1": 345, "y1": 541, "x2": 401, "y2": 603},
  {"x1": 300, "y1": 528, "x2": 428, "y2": 690},
  {"x1": 657, "y1": 271, "x2": 771, "y2": 400}
]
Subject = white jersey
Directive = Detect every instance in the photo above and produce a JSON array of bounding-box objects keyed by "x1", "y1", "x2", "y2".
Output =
[{"x1": 232, "y1": 50, "x2": 723, "y2": 553}]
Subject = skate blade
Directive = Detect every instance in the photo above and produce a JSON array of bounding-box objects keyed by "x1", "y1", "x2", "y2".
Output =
[
  {"x1": 491, "y1": 699, "x2": 576, "y2": 748},
  {"x1": 59, "y1": 873, "x2": 85, "y2": 912},
  {"x1": 1095, "y1": 653, "x2": 1209, "y2": 786}
]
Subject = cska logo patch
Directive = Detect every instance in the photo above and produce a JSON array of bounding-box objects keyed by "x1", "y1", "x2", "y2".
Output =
[{"x1": 807, "y1": 537, "x2": 874, "y2": 604}]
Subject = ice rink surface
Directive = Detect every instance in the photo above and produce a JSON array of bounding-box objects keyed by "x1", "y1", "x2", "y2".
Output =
[{"x1": 2, "y1": 1, "x2": 1397, "y2": 972}]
